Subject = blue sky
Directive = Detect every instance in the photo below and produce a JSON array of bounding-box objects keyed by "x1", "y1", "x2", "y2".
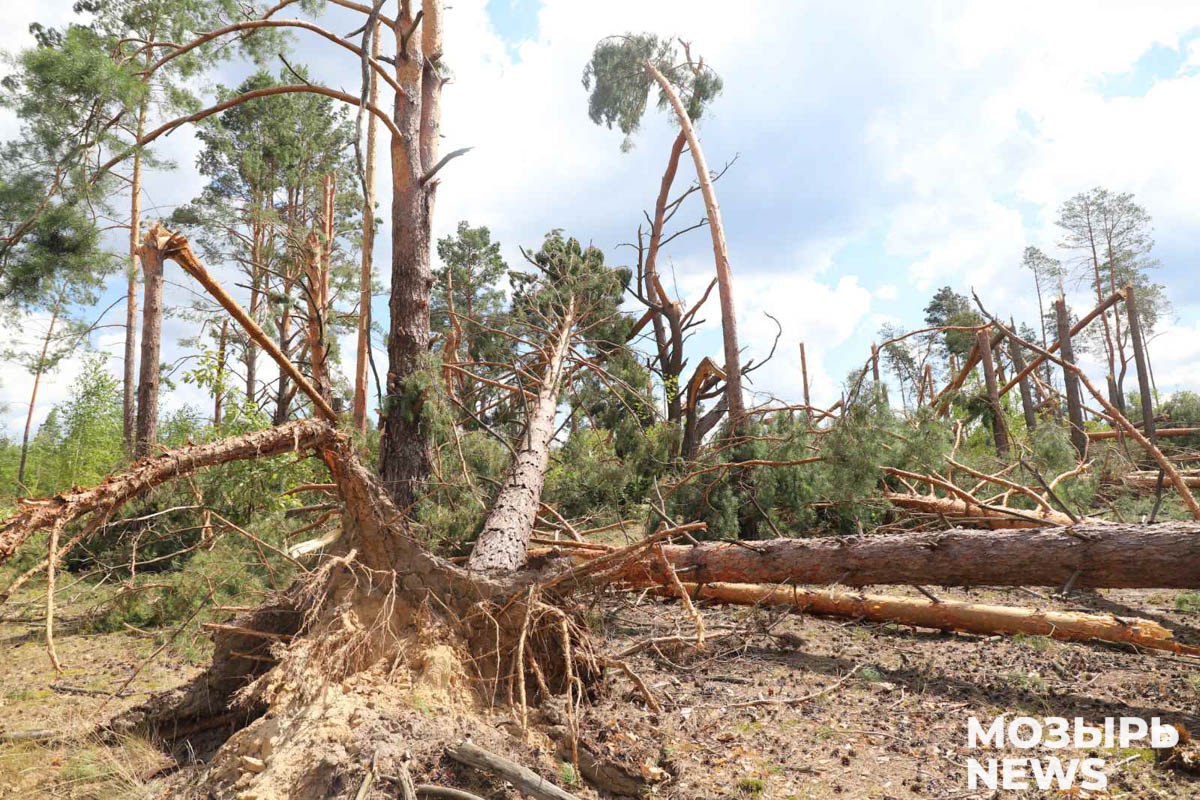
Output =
[{"x1": 3, "y1": 0, "x2": 1200, "y2": 435}]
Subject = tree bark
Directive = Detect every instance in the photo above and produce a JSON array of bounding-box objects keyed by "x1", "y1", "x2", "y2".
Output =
[
  {"x1": 659, "y1": 582, "x2": 1198, "y2": 656},
  {"x1": 214, "y1": 318, "x2": 228, "y2": 427},
  {"x1": 123, "y1": 106, "x2": 146, "y2": 456},
  {"x1": 1126, "y1": 285, "x2": 1155, "y2": 444},
  {"x1": 1006, "y1": 330, "x2": 1037, "y2": 431},
  {"x1": 644, "y1": 61, "x2": 746, "y2": 434},
  {"x1": 467, "y1": 303, "x2": 576, "y2": 572},
  {"x1": 353, "y1": 23, "x2": 381, "y2": 436},
  {"x1": 619, "y1": 521, "x2": 1200, "y2": 589},
  {"x1": 644, "y1": 131, "x2": 687, "y2": 429},
  {"x1": 1055, "y1": 298, "x2": 1088, "y2": 457},
  {"x1": 378, "y1": 1, "x2": 442, "y2": 511},
  {"x1": 977, "y1": 328, "x2": 1009, "y2": 455},
  {"x1": 881, "y1": 491, "x2": 1075, "y2": 529},
  {"x1": 134, "y1": 226, "x2": 167, "y2": 457}
]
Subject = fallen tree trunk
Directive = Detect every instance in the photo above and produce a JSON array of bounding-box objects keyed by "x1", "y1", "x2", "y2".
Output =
[
  {"x1": 618, "y1": 522, "x2": 1200, "y2": 589},
  {"x1": 1124, "y1": 471, "x2": 1200, "y2": 490},
  {"x1": 657, "y1": 582, "x2": 1200, "y2": 656},
  {"x1": 882, "y1": 491, "x2": 1076, "y2": 529},
  {"x1": 0, "y1": 420, "x2": 337, "y2": 568},
  {"x1": 1090, "y1": 427, "x2": 1200, "y2": 442}
]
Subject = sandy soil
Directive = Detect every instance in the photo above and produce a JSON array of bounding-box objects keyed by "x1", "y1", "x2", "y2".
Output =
[{"x1": 1, "y1": 584, "x2": 1197, "y2": 799}]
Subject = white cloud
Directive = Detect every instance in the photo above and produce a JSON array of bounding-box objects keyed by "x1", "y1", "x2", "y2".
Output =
[{"x1": 2, "y1": 0, "x2": 1199, "y2": 435}]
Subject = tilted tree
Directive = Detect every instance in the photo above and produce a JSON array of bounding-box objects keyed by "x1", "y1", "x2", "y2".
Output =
[
  {"x1": 467, "y1": 231, "x2": 630, "y2": 571},
  {"x1": 584, "y1": 34, "x2": 749, "y2": 436}
]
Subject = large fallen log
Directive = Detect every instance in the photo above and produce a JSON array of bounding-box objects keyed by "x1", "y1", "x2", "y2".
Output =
[
  {"x1": 1124, "y1": 471, "x2": 1200, "y2": 490},
  {"x1": 618, "y1": 522, "x2": 1200, "y2": 589},
  {"x1": 657, "y1": 582, "x2": 1200, "y2": 656}
]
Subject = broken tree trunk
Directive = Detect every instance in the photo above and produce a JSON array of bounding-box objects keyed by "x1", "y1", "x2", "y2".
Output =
[
  {"x1": 644, "y1": 60, "x2": 746, "y2": 434},
  {"x1": 1126, "y1": 284, "x2": 1156, "y2": 444},
  {"x1": 657, "y1": 582, "x2": 1199, "y2": 656},
  {"x1": 352, "y1": 22, "x2": 381, "y2": 437},
  {"x1": 1006, "y1": 327, "x2": 1037, "y2": 431},
  {"x1": 1089, "y1": 427, "x2": 1200, "y2": 441},
  {"x1": 933, "y1": 326, "x2": 1006, "y2": 416},
  {"x1": 0, "y1": 420, "x2": 337, "y2": 568},
  {"x1": 467, "y1": 302, "x2": 577, "y2": 572},
  {"x1": 881, "y1": 491, "x2": 1075, "y2": 529},
  {"x1": 1124, "y1": 471, "x2": 1200, "y2": 491},
  {"x1": 1000, "y1": 285, "x2": 1126, "y2": 398},
  {"x1": 616, "y1": 521, "x2": 1200, "y2": 589},
  {"x1": 133, "y1": 225, "x2": 168, "y2": 457}
]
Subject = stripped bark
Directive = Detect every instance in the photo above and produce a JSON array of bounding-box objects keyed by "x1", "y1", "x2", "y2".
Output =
[
  {"x1": 618, "y1": 522, "x2": 1200, "y2": 589},
  {"x1": 881, "y1": 492, "x2": 1075, "y2": 529},
  {"x1": 644, "y1": 60, "x2": 746, "y2": 433},
  {"x1": 133, "y1": 224, "x2": 168, "y2": 457},
  {"x1": 657, "y1": 582, "x2": 1199, "y2": 656}
]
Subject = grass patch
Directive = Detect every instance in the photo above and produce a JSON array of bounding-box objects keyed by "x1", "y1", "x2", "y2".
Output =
[
  {"x1": 738, "y1": 776, "x2": 766, "y2": 796},
  {"x1": 1175, "y1": 592, "x2": 1200, "y2": 613}
]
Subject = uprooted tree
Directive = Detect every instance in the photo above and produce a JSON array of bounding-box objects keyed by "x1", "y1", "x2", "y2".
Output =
[{"x1": 5, "y1": 7, "x2": 1200, "y2": 798}]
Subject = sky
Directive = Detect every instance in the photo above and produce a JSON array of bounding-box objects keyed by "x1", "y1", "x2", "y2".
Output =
[{"x1": 2, "y1": 0, "x2": 1200, "y2": 437}]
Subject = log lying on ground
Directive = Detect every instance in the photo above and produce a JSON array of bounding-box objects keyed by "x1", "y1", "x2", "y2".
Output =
[
  {"x1": 882, "y1": 491, "x2": 1076, "y2": 529},
  {"x1": 0, "y1": 420, "x2": 337, "y2": 568},
  {"x1": 1124, "y1": 471, "x2": 1200, "y2": 490},
  {"x1": 615, "y1": 522, "x2": 1200, "y2": 589},
  {"x1": 656, "y1": 582, "x2": 1200, "y2": 656},
  {"x1": 1090, "y1": 427, "x2": 1200, "y2": 442}
]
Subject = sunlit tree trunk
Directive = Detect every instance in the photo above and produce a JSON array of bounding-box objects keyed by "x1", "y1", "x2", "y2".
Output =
[
  {"x1": 353, "y1": 23, "x2": 381, "y2": 436},
  {"x1": 379, "y1": 2, "x2": 443, "y2": 511},
  {"x1": 467, "y1": 301, "x2": 575, "y2": 572},
  {"x1": 134, "y1": 227, "x2": 167, "y2": 457},
  {"x1": 123, "y1": 100, "x2": 148, "y2": 456}
]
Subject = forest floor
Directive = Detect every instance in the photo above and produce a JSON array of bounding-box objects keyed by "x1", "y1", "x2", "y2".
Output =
[{"x1": 1, "y1": 583, "x2": 1198, "y2": 799}]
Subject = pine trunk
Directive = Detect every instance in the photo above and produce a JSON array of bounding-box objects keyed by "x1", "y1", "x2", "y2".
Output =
[
  {"x1": 134, "y1": 227, "x2": 166, "y2": 457},
  {"x1": 660, "y1": 582, "x2": 1197, "y2": 655},
  {"x1": 378, "y1": 3, "x2": 442, "y2": 512},
  {"x1": 1055, "y1": 298, "x2": 1088, "y2": 457},
  {"x1": 353, "y1": 24, "x2": 381, "y2": 436},
  {"x1": 621, "y1": 521, "x2": 1200, "y2": 589},
  {"x1": 467, "y1": 305, "x2": 576, "y2": 572},
  {"x1": 645, "y1": 61, "x2": 746, "y2": 434},
  {"x1": 122, "y1": 111, "x2": 146, "y2": 456}
]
